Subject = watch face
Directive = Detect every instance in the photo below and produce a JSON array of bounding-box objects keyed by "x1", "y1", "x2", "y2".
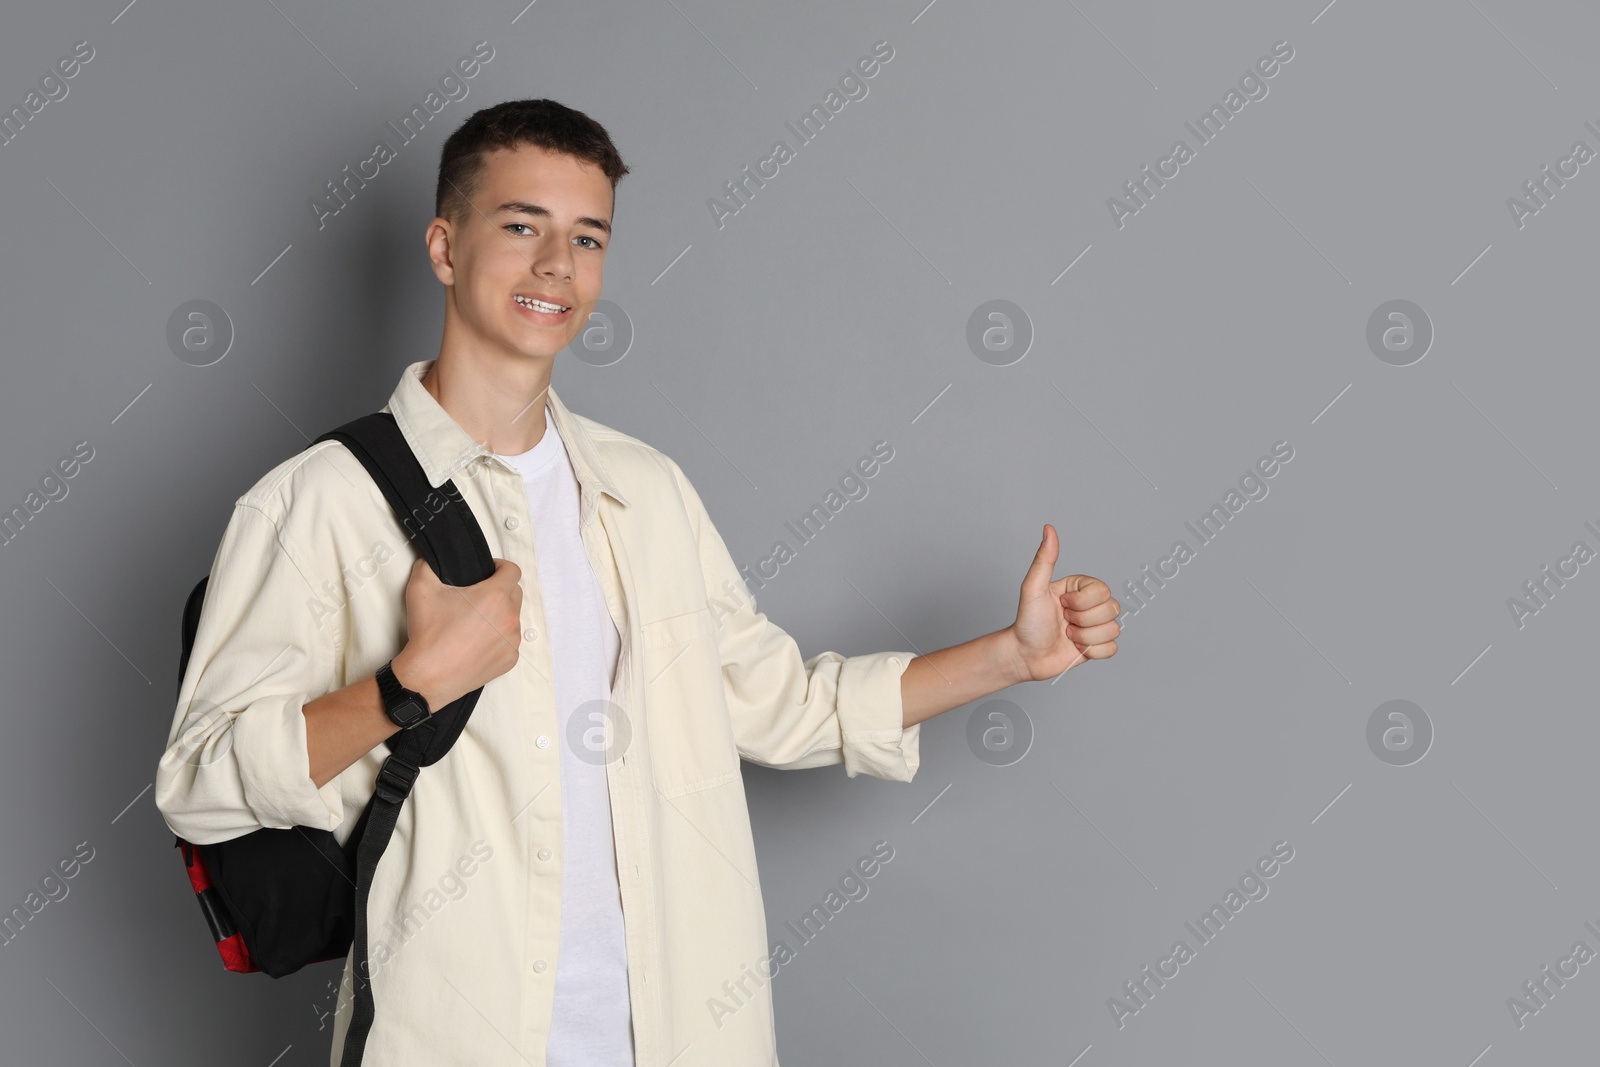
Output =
[{"x1": 392, "y1": 695, "x2": 427, "y2": 728}]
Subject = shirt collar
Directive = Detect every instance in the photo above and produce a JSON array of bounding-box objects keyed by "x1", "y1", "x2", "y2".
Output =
[{"x1": 383, "y1": 359, "x2": 631, "y2": 508}]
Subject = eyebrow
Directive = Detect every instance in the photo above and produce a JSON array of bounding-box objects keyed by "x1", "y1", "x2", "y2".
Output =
[{"x1": 492, "y1": 199, "x2": 611, "y2": 236}]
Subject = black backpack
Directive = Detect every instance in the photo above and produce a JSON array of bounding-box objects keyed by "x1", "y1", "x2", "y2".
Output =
[{"x1": 173, "y1": 412, "x2": 494, "y2": 1066}]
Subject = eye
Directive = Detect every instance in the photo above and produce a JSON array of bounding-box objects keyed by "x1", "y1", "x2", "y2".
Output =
[
  {"x1": 505, "y1": 223, "x2": 534, "y2": 236},
  {"x1": 575, "y1": 235, "x2": 602, "y2": 250}
]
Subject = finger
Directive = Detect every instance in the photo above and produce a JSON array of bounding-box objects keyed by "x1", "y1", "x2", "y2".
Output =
[
  {"x1": 1065, "y1": 599, "x2": 1121, "y2": 626},
  {"x1": 1020, "y1": 524, "x2": 1061, "y2": 599},
  {"x1": 1075, "y1": 639, "x2": 1126, "y2": 662},
  {"x1": 408, "y1": 556, "x2": 441, "y2": 586},
  {"x1": 1061, "y1": 576, "x2": 1111, "y2": 610},
  {"x1": 1068, "y1": 619, "x2": 1121, "y2": 645}
]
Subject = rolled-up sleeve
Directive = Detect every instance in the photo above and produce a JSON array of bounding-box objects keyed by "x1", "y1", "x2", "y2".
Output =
[
  {"x1": 669, "y1": 461, "x2": 922, "y2": 783},
  {"x1": 155, "y1": 502, "x2": 345, "y2": 845}
]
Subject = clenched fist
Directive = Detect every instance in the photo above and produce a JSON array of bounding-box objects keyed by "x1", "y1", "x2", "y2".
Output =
[{"x1": 390, "y1": 556, "x2": 525, "y2": 711}]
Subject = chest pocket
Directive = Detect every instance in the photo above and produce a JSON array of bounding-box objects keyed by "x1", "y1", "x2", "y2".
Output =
[{"x1": 639, "y1": 605, "x2": 742, "y2": 798}]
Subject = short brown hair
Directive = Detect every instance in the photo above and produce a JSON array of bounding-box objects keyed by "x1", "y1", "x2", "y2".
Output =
[{"x1": 435, "y1": 99, "x2": 629, "y2": 225}]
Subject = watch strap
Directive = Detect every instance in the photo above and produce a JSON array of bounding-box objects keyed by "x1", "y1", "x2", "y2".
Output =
[{"x1": 376, "y1": 660, "x2": 428, "y2": 728}]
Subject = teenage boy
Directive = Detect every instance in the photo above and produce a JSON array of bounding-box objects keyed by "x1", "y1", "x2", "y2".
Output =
[{"x1": 156, "y1": 99, "x2": 1120, "y2": 1067}]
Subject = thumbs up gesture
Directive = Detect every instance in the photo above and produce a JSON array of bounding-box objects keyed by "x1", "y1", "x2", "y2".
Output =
[{"x1": 1008, "y1": 523, "x2": 1120, "y2": 682}]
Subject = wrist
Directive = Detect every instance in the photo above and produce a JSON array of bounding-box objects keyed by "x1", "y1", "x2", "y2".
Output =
[
  {"x1": 996, "y1": 626, "x2": 1036, "y2": 686},
  {"x1": 390, "y1": 647, "x2": 445, "y2": 711}
]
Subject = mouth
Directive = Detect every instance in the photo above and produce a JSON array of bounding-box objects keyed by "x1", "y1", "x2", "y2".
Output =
[{"x1": 512, "y1": 293, "x2": 574, "y2": 324}]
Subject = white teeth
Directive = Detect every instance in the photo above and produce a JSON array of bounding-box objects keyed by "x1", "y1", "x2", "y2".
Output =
[{"x1": 515, "y1": 295, "x2": 567, "y2": 313}]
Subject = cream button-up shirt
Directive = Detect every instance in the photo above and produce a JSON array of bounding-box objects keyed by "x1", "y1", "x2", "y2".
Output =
[{"x1": 155, "y1": 360, "x2": 922, "y2": 1067}]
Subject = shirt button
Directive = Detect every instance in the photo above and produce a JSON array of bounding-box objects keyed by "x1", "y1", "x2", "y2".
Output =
[
  {"x1": 538, "y1": 847, "x2": 552, "y2": 861},
  {"x1": 523, "y1": 628, "x2": 538, "y2": 642},
  {"x1": 536, "y1": 735, "x2": 550, "y2": 749},
  {"x1": 533, "y1": 960, "x2": 547, "y2": 973},
  {"x1": 504, "y1": 516, "x2": 519, "y2": 530}
]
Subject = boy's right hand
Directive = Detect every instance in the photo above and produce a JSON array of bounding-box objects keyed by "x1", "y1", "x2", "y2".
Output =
[{"x1": 390, "y1": 556, "x2": 524, "y2": 712}]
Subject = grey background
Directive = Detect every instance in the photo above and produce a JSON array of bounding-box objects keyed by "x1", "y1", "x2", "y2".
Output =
[{"x1": 1, "y1": 0, "x2": 1595, "y2": 1063}]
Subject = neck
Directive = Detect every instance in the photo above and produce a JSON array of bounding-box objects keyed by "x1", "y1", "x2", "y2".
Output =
[{"x1": 426, "y1": 334, "x2": 554, "y2": 455}]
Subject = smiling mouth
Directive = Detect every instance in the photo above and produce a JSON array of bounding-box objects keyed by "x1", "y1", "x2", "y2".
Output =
[{"x1": 513, "y1": 294, "x2": 571, "y2": 314}]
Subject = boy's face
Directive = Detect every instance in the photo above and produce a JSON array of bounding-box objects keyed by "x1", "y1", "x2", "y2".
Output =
[{"x1": 428, "y1": 143, "x2": 612, "y2": 361}]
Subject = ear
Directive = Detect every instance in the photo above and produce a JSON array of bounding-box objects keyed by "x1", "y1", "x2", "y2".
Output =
[{"x1": 426, "y1": 217, "x2": 457, "y2": 286}]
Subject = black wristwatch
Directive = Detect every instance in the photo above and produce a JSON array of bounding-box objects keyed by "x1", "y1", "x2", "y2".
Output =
[{"x1": 377, "y1": 660, "x2": 430, "y2": 729}]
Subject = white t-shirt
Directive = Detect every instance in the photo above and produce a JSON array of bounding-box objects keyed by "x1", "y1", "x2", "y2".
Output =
[{"x1": 497, "y1": 408, "x2": 634, "y2": 1066}]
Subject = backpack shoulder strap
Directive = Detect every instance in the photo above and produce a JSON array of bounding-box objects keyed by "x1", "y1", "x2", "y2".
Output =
[
  {"x1": 313, "y1": 411, "x2": 495, "y2": 766},
  {"x1": 311, "y1": 412, "x2": 499, "y2": 1067},
  {"x1": 314, "y1": 412, "x2": 495, "y2": 589}
]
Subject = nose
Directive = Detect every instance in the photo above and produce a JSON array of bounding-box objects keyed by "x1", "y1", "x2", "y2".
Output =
[{"x1": 530, "y1": 241, "x2": 573, "y2": 282}]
